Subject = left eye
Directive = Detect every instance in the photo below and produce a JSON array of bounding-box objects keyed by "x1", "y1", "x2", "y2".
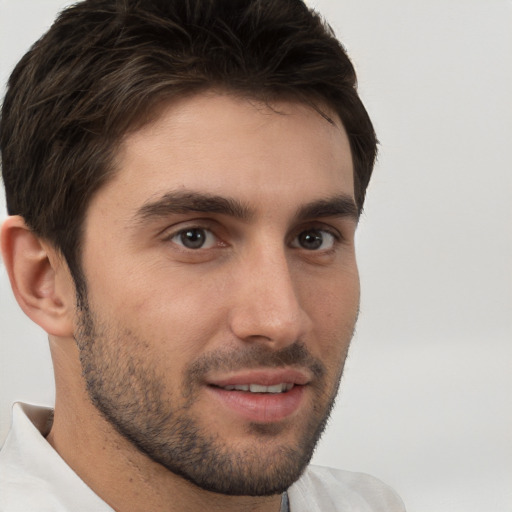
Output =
[
  {"x1": 291, "y1": 229, "x2": 336, "y2": 251},
  {"x1": 170, "y1": 228, "x2": 217, "y2": 249}
]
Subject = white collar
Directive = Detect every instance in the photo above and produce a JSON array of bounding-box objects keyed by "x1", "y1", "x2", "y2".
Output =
[
  {"x1": 1, "y1": 402, "x2": 401, "y2": 512},
  {"x1": 0, "y1": 402, "x2": 114, "y2": 511}
]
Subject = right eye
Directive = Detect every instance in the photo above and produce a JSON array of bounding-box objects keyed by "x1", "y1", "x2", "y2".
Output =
[{"x1": 169, "y1": 227, "x2": 217, "y2": 250}]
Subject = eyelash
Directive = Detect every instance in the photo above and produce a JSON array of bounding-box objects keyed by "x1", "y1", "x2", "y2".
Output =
[
  {"x1": 166, "y1": 226, "x2": 222, "y2": 250},
  {"x1": 162, "y1": 223, "x2": 343, "y2": 253},
  {"x1": 291, "y1": 227, "x2": 340, "y2": 252}
]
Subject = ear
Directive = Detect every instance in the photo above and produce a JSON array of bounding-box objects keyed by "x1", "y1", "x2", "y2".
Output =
[{"x1": 1, "y1": 216, "x2": 75, "y2": 337}]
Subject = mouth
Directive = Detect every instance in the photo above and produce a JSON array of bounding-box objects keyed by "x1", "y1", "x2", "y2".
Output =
[
  {"x1": 205, "y1": 369, "x2": 309, "y2": 423},
  {"x1": 215, "y1": 383, "x2": 295, "y2": 393}
]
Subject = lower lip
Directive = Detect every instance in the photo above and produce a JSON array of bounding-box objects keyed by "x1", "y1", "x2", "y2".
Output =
[{"x1": 206, "y1": 385, "x2": 305, "y2": 423}]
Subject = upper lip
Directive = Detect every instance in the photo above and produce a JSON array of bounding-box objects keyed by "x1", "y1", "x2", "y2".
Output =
[{"x1": 206, "y1": 368, "x2": 311, "y2": 388}]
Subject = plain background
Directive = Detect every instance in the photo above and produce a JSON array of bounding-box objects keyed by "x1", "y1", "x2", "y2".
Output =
[{"x1": 0, "y1": 1, "x2": 511, "y2": 511}]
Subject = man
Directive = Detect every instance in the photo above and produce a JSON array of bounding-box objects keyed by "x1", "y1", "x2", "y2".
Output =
[{"x1": 0, "y1": 0, "x2": 405, "y2": 510}]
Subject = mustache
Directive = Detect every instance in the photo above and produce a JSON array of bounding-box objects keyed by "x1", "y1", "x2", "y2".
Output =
[{"x1": 185, "y1": 341, "x2": 326, "y2": 382}]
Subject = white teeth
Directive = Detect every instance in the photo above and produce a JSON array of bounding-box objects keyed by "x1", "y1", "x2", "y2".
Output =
[
  {"x1": 225, "y1": 384, "x2": 249, "y2": 391},
  {"x1": 250, "y1": 384, "x2": 274, "y2": 393},
  {"x1": 222, "y1": 383, "x2": 294, "y2": 393}
]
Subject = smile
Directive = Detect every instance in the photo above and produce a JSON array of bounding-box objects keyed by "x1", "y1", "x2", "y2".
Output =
[
  {"x1": 218, "y1": 383, "x2": 294, "y2": 393},
  {"x1": 205, "y1": 370, "x2": 309, "y2": 423}
]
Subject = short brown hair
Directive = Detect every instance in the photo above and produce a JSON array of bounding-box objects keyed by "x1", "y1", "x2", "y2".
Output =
[{"x1": 1, "y1": 0, "x2": 377, "y2": 293}]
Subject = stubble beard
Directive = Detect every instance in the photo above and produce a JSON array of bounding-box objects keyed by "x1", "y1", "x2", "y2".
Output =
[{"x1": 74, "y1": 297, "x2": 350, "y2": 496}]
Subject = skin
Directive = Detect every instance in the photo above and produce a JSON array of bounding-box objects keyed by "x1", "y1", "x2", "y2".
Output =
[{"x1": 2, "y1": 92, "x2": 360, "y2": 512}]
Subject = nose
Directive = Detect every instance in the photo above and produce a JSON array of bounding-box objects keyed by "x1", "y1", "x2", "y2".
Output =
[{"x1": 228, "y1": 246, "x2": 312, "y2": 347}]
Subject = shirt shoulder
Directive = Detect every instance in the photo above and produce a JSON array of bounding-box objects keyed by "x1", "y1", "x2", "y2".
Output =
[
  {"x1": 0, "y1": 403, "x2": 114, "y2": 512},
  {"x1": 288, "y1": 465, "x2": 406, "y2": 512}
]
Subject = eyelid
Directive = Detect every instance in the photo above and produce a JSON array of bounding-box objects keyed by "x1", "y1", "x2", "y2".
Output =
[
  {"x1": 161, "y1": 217, "x2": 215, "y2": 235},
  {"x1": 291, "y1": 228, "x2": 337, "y2": 250},
  {"x1": 291, "y1": 222, "x2": 343, "y2": 241},
  {"x1": 173, "y1": 227, "x2": 217, "y2": 249},
  {"x1": 162, "y1": 224, "x2": 209, "y2": 236},
  {"x1": 159, "y1": 218, "x2": 350, "y2": 253}
]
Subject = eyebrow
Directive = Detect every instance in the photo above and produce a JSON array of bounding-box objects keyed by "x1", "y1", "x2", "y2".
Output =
[
  {"x1": 134, "y1": 191, "x2": 252, "y2": 223},
  {"x1": 296, "y1": 195, "x2": 359, "y2": 222},
  {"x1": 133, "y1": 191, "x2": 358, "y2": 225}
]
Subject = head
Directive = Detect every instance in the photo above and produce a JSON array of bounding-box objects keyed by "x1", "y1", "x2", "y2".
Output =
[
  {"x1": 1, "y1": 0, "x2": 376, "y2": 296},
  {"x1": 1, "y1": 0, "x2": 377, "y2": 499}
]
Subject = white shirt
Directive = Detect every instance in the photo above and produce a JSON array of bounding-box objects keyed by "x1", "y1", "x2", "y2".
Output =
[{"x1": 0, "y1": 403, "x2": 405, "y2": 511}]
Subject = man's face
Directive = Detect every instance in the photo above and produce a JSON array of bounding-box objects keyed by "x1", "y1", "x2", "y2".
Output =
[{"x1": 76, "y1": 92, "x2": 359, "y2": 496}]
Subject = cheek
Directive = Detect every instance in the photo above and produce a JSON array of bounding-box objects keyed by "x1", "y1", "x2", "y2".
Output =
[
  {"x1": 305, "y1": 268, "x2": 360, "y2": 327},
  {"x1": 87, "y1": 263, "x2": 227, "y2": 361},
  {"x1": 301, "y1": 268, "x2": 360, "y2": 362},
  {"x1": 86, "y1": 250, "x2": 209, "y2": 314}
]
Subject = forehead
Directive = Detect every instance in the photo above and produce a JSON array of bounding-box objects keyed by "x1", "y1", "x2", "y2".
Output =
[{"x1": 90, "y1": 92, "x2": 354, "y2": 220}]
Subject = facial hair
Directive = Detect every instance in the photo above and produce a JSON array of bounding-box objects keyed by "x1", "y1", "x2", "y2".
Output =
[{"x1": 75, "y1": 296, "x2": 349, "y2": 496}]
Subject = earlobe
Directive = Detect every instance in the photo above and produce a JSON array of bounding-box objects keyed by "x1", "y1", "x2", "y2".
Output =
[{"x1": 1, "y1": 216, "x2": 75, "y2": 337}]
